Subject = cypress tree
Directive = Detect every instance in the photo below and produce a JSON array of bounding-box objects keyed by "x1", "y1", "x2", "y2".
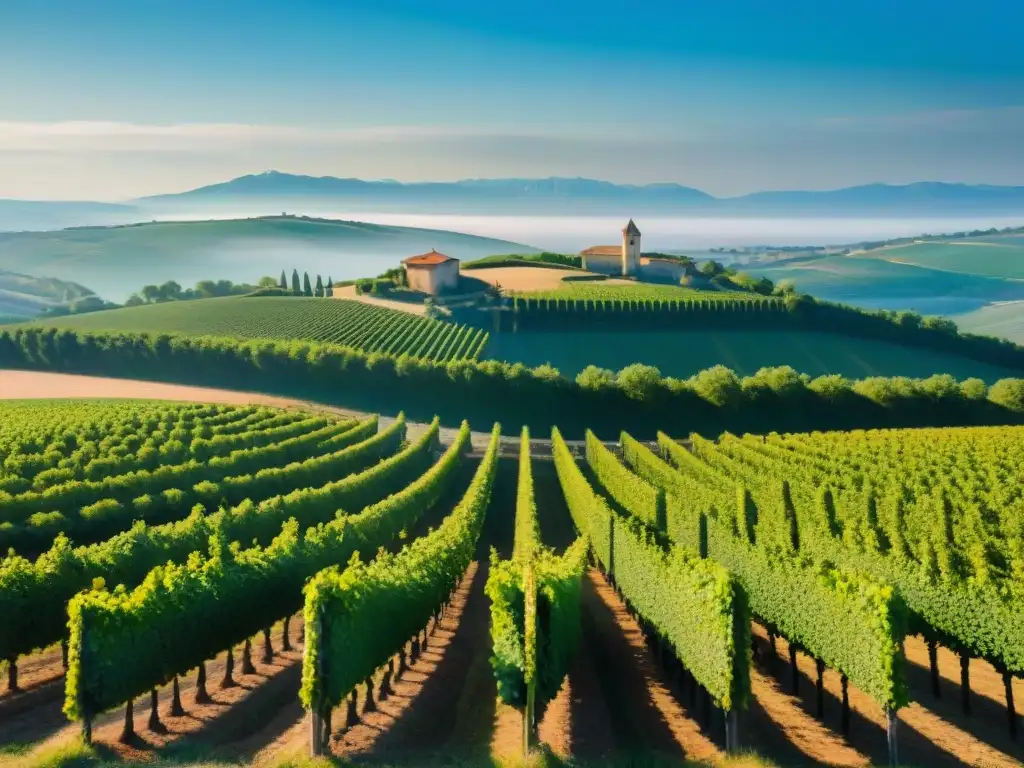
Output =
[
  {"x1": 279, "y1": 270, "x2": 287, "y2": 290},
  {"x1": 303, "y1": 272, "x2": 313, "y2": 297},
  {"x1": 326, "y1": 277, "x2": 333, "y2": 295},
  {"x1": 315, "y1": 274, "x2": 324, "y2": 297},
  {"x1": 291, "y1": 269, "x2": 301, "y2": 294}
]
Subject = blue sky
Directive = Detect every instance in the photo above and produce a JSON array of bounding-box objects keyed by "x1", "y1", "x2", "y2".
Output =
[{"x1": 1, "y1": 0, "x2": 1022, "y2": 199}]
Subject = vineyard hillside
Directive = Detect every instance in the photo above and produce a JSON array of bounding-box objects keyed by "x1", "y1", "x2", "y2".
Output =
[
  {"x1": 2, "y1": 388, "x2": 1023, "y2": 768},
  {"x1": 31, "y1": 296, "x2": 489, "y2": 362}
]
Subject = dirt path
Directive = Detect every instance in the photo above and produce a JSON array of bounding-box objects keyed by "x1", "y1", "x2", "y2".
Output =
[
  {"x1": 753, "y1": 625, "x2": 1024, "y2": 768},
  {"x1": 4, "y1": 619, "x2": 304, "y2": 764},
  {"x1": 330, "y1": 286, "x2": 428, "y2": 317},
  {"x1": 0, "y1": 646, "x2": 66, "y2": 724},
  {"x1": 581, "y1": 567, "x2": 723, "y2": 763},
  {"x1": 266, "y1": 562, "x2": 498, "y2": 764}
]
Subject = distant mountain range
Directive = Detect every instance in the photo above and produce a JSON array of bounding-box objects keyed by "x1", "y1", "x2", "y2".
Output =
[
  {"x1": 3, "y1": 173, "x2": 1024, "y2": 232},
  {"x1": 140, "y1": 172, "x2": 1024, "y2": 215}
]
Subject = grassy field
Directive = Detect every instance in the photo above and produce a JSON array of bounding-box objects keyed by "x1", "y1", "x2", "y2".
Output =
[
  {"x1": 29, "y1": 296, "x2": 488, "y2": 361},
  {"x1": 854, "y1": 239, "x2": 1024, "y2": 280},
  {"x1": 484, "y1": 329, "x2": 1018, "y2": 381},
  {"x1": 0, "y1": 216, "x2": 537, "y2": 302},
  {"x1": 955, "y1": 301, "x2": 1024, "y2": 345},
  {"x1": 747, "y1": 254, "x2": 1024, "y2": 315}
]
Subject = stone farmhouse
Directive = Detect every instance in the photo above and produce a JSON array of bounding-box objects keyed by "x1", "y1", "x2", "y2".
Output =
[{"x1": 401, "y1": 250, "x2": 460, "y2": 295}]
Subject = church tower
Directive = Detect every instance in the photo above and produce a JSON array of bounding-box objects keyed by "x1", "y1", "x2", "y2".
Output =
[{"x1": 621, "y1": 219, "x2": 641, "y2": 275}]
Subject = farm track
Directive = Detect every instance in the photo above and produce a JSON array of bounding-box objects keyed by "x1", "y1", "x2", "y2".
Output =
[
  {"x1": 0, "y1": 646, "x2": 65, "y2": 719},
  {"x1": 0, "y1": 620, "x2": 304, "y2": 762}
]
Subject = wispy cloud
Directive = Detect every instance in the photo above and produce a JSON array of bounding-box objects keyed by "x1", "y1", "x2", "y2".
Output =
[
  {"x1": 0, "y1": 121, "x2": 652, "y2": 152},
  {"x1": 817, "y1": 105, "x2": 1024, "y2": 130}
]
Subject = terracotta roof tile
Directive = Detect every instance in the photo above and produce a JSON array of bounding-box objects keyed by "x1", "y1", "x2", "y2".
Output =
[
  {"x1": 580, "y1": 245, "x2": 622, "y2": 257},
  {"x1": 402, "y1": 249, "x2": 457, "y2": 266}
]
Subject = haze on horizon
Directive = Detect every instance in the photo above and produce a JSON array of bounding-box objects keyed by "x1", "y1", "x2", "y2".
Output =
[{"x1": 1, "y1": 0, "x2": 1023, "y2": 202}]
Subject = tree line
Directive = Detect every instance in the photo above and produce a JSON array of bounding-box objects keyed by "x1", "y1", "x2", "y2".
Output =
[
  {"x1": 274, "y1": 270, "x2": 334, "y2": 298},
  {"x1": 4, "y1": 326, "x2": 1024, "y2": 439}
]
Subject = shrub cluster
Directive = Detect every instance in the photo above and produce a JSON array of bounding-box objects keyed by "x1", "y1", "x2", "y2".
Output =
[{"x1": 3, "y1": 326, "x2": 1024, "y2": 439}]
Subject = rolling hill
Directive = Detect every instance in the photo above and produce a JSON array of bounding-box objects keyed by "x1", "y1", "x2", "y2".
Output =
[
  {"x1": 20, "y1": 288, "x2": 1021, "y2": 385},
  {"x1": 0, "y1": 199, "x2": 138, "y2": 233},
  {"x1": 0, "y1": 269, "x2": 96, "y2": 322},
  {"x1": 851, "y1": 237, "x2": 1024, "y2": 280},
  {"x1": 956, "y1": 302, "x2": 1024, "y2": 345},
  {"x1": 0, "y1": 216, "x2": 539, "y2": 301},
  {"x1": 746, "y1": 254, "x2": 1024, "y2": 315}
]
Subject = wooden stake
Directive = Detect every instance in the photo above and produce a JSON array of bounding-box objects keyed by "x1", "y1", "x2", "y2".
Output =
[
  {"x1": 885, "y1": 707, "x2": 899, "y2": 767},
  {"x1": 170, "y1": 676, "x2": 185, "y2": 716},
  {"x1": 262, "y1": 628, "x2": 274, "y2": 663},
  {"x1": 345, "y1": 691, "x2": 359, "y2": 728},
  {"x1": 221, "y1": 646, "x2": 236, "y2": 688},
  {"x1": 789, "y1": 644, "x2": 799, "y2": 695},
  {"x1": 1004, "y1": 672, "x2": 1017, "y2": 740},
  {"x1": 148, "y1": 688, "x2": 165, "y2": 732},
  {"x1": 815, "y1": 659, "x2": 826, "y2": 717},
  {"x1": 927, "y1": 639, "x2": 940, "y2": 699},
  {"x1": 195, "y1": 661, "x2": 210, "y2": 704},
  {"x1": 282, "y1": 616, "x2": 293, "y2": 652},
  {"x1": 6, "y1": 656, "x2": 17, "y2": 692},
  {"x1": 242, "y1": 638, "x2": 256, "y2": 674},
  {"x1": 61, "y1": 640, "x2": 69, "y2": 671},
  {"x1": 960, "y1": 653, "x2": 971, "y2": 716},
  {"x1": 724, "y1": 709, "x2": 739, "y2": 754},
  {"x1": 363, "y1": 677, "x2": 376, "y2": 713},
  {"x1": 309, "y1": 709, "x2": 323, "y2": 756},
  {"x1": 119, "y1": 698, "x2": 135, "y2": 743},
  {"x1": 840, "y1": 674, "x2": 850, "y2": 735}
]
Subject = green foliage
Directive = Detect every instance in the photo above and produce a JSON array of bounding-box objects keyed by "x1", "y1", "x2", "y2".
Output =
[
  {"x1": 506, "y1": 279, "x2": 1024, "y2": 375},
  {"x1": 35, "y1": 296, "x2": 488, "y2": 363},
  {"x1": 552, "y1": 427, "x2": 750, "y2": 711},
  {"x1": 513, "y1": 427, "x2": 541, "y2": 562},
  {"x1": 586, "y1": 431, "x2": 664, "y2": 529},
  {"x1": 301, "y1": 423, "x2": 501, "y2": 714},
  {"x1": 462, "y1": 252, "x2": 583, "y2": 270},
  {"x1": 63, "y1": 418, "x2": 469, "y2": 720},
  {"x1": 638, "y1": 431, "x2": 915, "y2": 708},
  {"x1": 0, "y1": 414, "x2": 421, "y2": 665},
  {"x1": 693, "y1": 425, "x2": 1024, "y2": 675},
  {"x1": 4, "y1": 326, "x2": 1024, "y2": 442},
  {"x1": 487, "y1": 428, "x2": 587, "y2": 716},
  {"x1": 0, "y1": 413, "x2": 359, "y2": 549}
]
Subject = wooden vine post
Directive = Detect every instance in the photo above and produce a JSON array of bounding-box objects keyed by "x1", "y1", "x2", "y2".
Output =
[
  {"x1": 80, "y1": 615, "x2": 93, "y2": 745},
  {"x1": 724, "y1": 709, "x2": 739, "y2": 754},
  {"x1": 885, "y1": 707, "x2": 899, "y2": 767},
  {"x1": 308, "y1": 606, "x2": 325, "y2": 757},
  {"x1": 522, "y1": 565, "x2": 537, "y2": 757}
]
